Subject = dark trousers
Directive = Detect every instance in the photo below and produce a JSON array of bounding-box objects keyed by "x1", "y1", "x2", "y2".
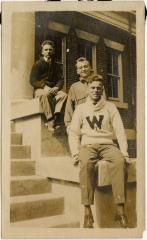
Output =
[{"x1": 78, "y1": 144, "x2": 126, "y2": 205}]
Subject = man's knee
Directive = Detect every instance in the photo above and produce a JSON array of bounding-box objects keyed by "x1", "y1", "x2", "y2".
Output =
[
  {"x1": 112, "y1": 153, "x2": 125, "y2": 171},
  {"x1": 116, "y1": 149, "x2": 125, "y2": 165},
  {"x1": 57, "y1": 91, "x2": 67, "y2": 100},
  {"x1": 34, "y1": 89, "x2": 44, "y2": 98},
  {"x1": 110, "y1": 146, "x2": 125, "y2": 164}
]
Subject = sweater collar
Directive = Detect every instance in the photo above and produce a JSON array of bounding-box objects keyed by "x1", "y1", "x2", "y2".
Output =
[{"x1": 86, "y1": 96, "x2": 106, "y2": 111}]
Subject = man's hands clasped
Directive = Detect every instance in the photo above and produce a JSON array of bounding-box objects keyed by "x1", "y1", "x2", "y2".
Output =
[{"x1": 44, "y1": 85, "x2": 59, "y2": 96}]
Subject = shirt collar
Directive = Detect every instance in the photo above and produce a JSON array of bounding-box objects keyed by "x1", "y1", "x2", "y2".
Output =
[
  {"x1": 79, "y1": 78, "x2": 89, "y2": 84},
  {"x1": 43, "y1": 57, "x2": 51, "y2": 63}
]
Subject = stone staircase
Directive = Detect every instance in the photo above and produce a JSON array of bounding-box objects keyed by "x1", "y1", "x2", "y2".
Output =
[{"x1": 10, "y1": 122, "x2": 80, "y2": 228}]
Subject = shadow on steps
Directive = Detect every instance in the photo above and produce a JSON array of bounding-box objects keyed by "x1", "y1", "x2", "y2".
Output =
[{"x1": 41, "y1": 120, "x2": 70, "y2": 157}]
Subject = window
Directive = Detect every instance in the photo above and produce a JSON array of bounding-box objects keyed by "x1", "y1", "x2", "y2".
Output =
[
  {"x1": 104, "y1": 39, "x2": 128, "y2": 108},
  {"x1": 77, "y1": 39, "x2": 97, "y2": 73},
  {"x1": 77, "y1": 39, "x2": 93, "y2": 66},
  {"x1": 45, "y1": 30, "x2": 63, "y2": 63},
  {"x1": 106, "y1": 47, "x2": 121, "y2": 100},
  {"x1": 104, "y1": 39, "x2": 125, "y2": 107}
]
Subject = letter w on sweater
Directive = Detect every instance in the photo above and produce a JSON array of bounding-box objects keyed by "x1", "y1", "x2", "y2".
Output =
[
  {"x1": 68, "y1": 97, "x2": 128, "y2": 158},
  {"x1": 86, "y1": 115, "x2": 104, "y2": 129}
]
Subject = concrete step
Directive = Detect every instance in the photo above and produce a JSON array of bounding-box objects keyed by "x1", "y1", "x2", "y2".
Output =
[
  {"x1": 11, "y1": 160, "x2": 36, "y2": 176},
  {"x1": 41, "y1": 122, "x2": 70, "y2": 157},
  {"x1": 11, "y1": 214, "x2": 80, "y2": 228},
  {"x1": 11, "y1": 133, "x2": 22, "y2": 145},
  {"x1": 11, "y1": 145, "x2": 31, "y2": 159},
  {"x1": 10, "y1": 176, "x2": 52, "y2": 196},
  {"x1": 11, "y1": 121, "x2": 15, "y2": 132},
  {"x1": 10, "y1": 193, "x2": 64, "y2": 222}
]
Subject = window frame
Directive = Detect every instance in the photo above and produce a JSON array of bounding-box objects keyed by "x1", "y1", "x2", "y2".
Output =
[
  {"x1": 77, "y1": 38, "x2": 97, "y2": 73},
  {"x1": 104, "y1": 39, "x2": 128, "y2": 109}
]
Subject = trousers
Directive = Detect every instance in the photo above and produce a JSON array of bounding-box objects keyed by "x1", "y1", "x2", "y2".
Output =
[
  {"x1": 34, "y1": 89, "x2": 67, "y2": 121},
  {"x1": 78, "y1": 144, "x2": 126, "y2": 205}
]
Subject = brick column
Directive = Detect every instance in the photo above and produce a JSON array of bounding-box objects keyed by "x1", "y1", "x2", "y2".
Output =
[
  {"x1": 66, "y1": 27, "x2": 78, "y2": 92},
  {"x1": 96, "y1": 37, "x2": 108, "y2": 98}
]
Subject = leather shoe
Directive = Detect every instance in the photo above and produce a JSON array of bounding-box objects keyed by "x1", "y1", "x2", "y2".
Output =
[
  {"x1": 83, "y1": 215, "x2": 94, "y2": 228},
  {"x1": 115, "y1": 214, "x2": 128, "y2": 228}
]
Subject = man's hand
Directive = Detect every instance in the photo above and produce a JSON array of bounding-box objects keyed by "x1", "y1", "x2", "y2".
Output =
[
  {"x1": 72, "y1": 154, "x2": 79, "y2": 166},
  {"x1": 44, "y1": 85, "x2": 51, "y2": 95},
  {"x1": 125, "y1": 156, "x2": 132, "y2": 164},
  {"x1": 49, "y1": 87, "x2": 59, "y2": 95}
]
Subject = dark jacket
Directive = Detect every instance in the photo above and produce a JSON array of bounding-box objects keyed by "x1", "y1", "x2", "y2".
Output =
[{"x1": 30, "y1": 57, "x2": 64, "y2": 90}]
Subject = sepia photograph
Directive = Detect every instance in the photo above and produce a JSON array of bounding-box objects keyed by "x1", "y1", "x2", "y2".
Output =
[{"x1": 1, "y1": 1, "x2": 145, "y2": 238}]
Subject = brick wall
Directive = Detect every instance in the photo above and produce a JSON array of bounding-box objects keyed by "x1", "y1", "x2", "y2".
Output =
[
  {"x1": 96, "y1": 37, "x2": 108, "y2": 97},
  {"x1": 66, "y1": 27, "x2": 79, "y2": 91}
]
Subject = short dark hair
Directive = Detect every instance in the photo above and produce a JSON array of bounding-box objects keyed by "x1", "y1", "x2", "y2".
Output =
[
  {"x1": 88, "y1": 75, "x2": 103, "y2": 85},
  {"x1": 41, "y1": 40, "x2": 54, "y2": 49},
  {"x1": 75, "y1": 57, "x2": 90, "y2": 68}
]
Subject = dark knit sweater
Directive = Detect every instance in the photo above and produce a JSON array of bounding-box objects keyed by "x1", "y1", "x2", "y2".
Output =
[{"x1": 30, "y1": 57, "x2": 64, "y2": 90}]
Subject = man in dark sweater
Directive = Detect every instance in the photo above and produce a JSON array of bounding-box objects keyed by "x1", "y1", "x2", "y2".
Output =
[{"x1": 30, "y1": 40, "x2": 67, "y2": 131}]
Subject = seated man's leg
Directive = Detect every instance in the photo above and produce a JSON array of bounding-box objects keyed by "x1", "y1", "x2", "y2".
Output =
[
  {"x1": 79, "y1": 145, "x2": 98, "y2": 227},
  {"x1": 34, "y1": 89, "x2": 54, "y2": 122},
  {"x1": 53, "y1": 91, "x2": 67, "y2": 128},
  {"x1": 98, "y1": 144, "x2": 128, "y2": 227},
  {"x1": 54, "y1": 91, "x2": 67, "y2": 114}
]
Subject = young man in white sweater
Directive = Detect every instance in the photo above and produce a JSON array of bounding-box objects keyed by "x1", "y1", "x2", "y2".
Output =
[{"x1": 68, "y1": 75, "x2": 130, "y2": 228}]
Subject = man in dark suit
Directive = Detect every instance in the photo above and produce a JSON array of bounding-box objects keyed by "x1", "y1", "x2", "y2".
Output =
[{"x1": 30, "y1": 40, "x2": 67, "y2": 131}]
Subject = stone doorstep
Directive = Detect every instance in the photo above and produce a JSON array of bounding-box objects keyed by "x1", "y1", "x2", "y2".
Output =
[
  {"x1": 40, "y1": 156, "x2": 136, "y2": 187},
  {"x1": 10, "y1": 175, "x2": 52, "y2": 196},
  {"x1": 10, "y1": 214, "x2": 80, "y2": 228},
  {"x1": 10, "y1": 193, "x2": 64, "y2": 222}
]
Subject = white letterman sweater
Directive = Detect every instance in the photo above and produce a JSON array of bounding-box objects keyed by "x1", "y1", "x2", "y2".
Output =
[{"x1": 68, "y1": 96, "x2": 128, "y2": 157}]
